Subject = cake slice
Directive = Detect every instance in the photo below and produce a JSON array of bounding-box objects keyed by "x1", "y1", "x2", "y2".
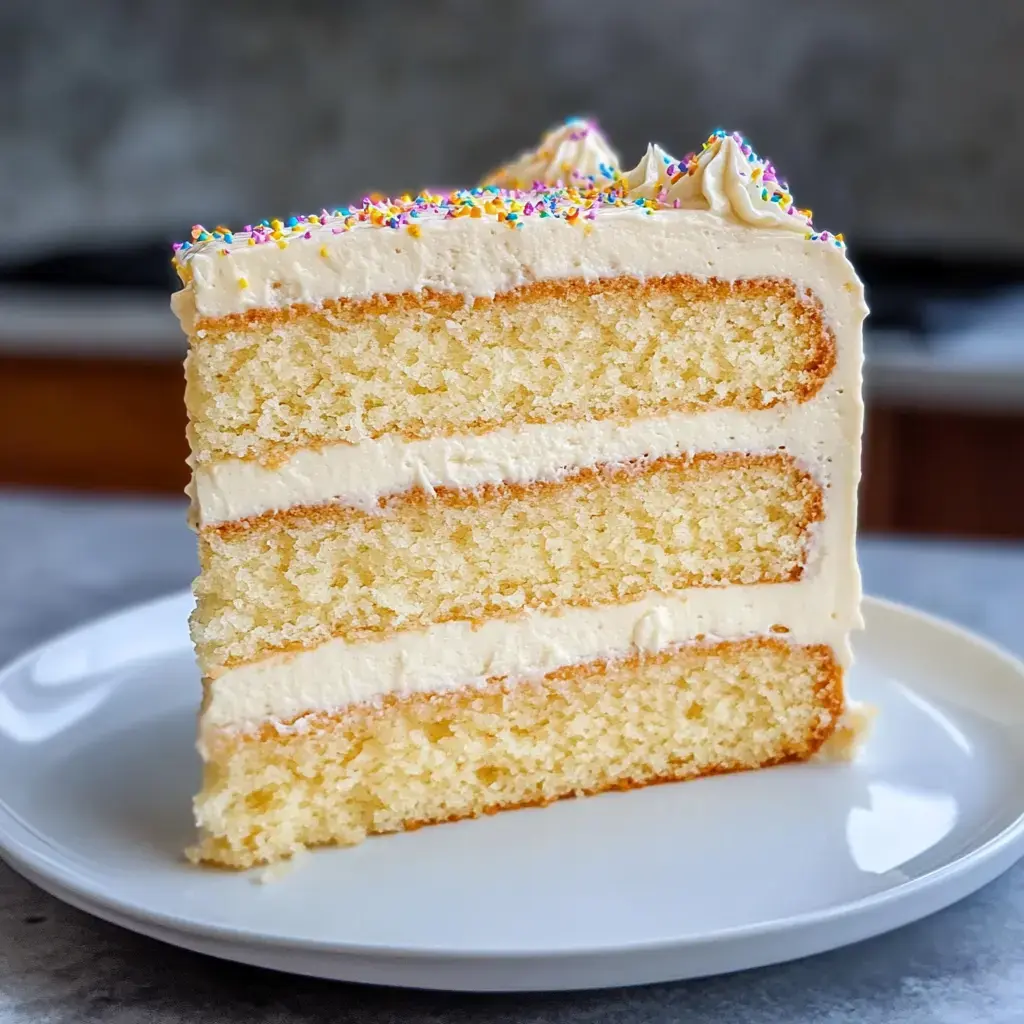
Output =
[{"x1": 173, "y1": 119, "x2": 867, "y2": 868}]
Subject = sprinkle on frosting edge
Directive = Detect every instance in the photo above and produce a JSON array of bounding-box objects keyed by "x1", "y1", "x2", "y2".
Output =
[{"x1": 173, "y1": 123, "x2": 846, "y2": 275}]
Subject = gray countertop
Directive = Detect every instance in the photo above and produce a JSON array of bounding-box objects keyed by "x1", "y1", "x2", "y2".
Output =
[{"x1": 1, "y1": 490, "x2": 1023, "y2": 1023}]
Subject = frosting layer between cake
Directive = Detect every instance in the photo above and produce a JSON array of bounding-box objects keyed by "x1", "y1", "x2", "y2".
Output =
[
  {"x1": 200, "y1": 575, "x2": 859, "y2": 739},
  {"x1": 194, "y1": 379, "x2": 856, "y2": 525}
]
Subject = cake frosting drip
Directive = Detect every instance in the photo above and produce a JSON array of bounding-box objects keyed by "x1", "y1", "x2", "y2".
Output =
[
  {"x1": 623, "y1": 131, "x2": 814, "y2": 233},
  {"x1": 481, "y1": 117, "x2": 620, "y2": 189}
]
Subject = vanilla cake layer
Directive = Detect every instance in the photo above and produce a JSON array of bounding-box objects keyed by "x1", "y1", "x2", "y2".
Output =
[
  {"x1": 191, "y1": 638, "x2": 843, "y2": 868},
  {"x1": 185, "y1": 275, "x2": 834, "y2": 466},
  {"x1": 192, "y1": 452, "x2": 823, "y2": 673}
]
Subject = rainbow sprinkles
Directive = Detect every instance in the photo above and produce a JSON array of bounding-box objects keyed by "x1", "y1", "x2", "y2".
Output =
[{"x1": 173, "y1": 125, "x2": 846, "y2": 284}]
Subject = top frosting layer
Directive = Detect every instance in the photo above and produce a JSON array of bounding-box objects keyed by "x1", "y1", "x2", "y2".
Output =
[{"x1": 172, "y1": 124, "x2": 846, "y2": 323}]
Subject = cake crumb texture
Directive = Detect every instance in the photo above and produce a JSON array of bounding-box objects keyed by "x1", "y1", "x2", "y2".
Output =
[
  {"x1": 192, "y1": 452, "x2": 823, "y2": 672},
  {"x1": 190, "y1": 638, "x2": 843, "y2": 869},
  {"x1": 185, "y1": 275, "x2": 835, "y2": 465}
]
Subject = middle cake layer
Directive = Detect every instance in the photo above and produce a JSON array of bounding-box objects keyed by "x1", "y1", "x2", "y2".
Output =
[{"x1": 193, "y1": 451, "x2": 823, "y2": 674}]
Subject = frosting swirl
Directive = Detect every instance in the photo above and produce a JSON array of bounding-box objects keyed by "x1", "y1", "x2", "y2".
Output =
[
  {"x1": 622, "y1": 143, "x2": 680, "y2": 200},
  {"x1": 482, "y1": 117, "x2": 620, "y2": 190},
  {"x1": 624, "y1": 130, "x2": 813, "y2": 232}
]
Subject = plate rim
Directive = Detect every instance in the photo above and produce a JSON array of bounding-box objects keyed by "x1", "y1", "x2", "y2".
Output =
[{"x1": 2, "y1": 592, "x2": 1024, "y2": 967}]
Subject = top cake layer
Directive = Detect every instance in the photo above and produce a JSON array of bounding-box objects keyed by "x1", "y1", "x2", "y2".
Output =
[{"x1": 171, "y1": 124, "x2": 845, "y2": 326}]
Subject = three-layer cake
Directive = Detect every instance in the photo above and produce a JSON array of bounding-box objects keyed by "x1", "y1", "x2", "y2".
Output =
[{"x1": 173, "y1": 120, "x2": 867, "y2": 868}]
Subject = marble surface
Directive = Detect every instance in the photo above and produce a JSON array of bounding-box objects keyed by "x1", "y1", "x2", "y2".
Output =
[{"x1": 1, "y1": 489, "x2": 1024, "y2": 1023}]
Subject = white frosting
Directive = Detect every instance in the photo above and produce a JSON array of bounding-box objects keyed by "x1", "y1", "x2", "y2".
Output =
[
  {"x1": 623, "y1": 143, "x2": 679, "y2": 199},
  {"x1": 482, "y1": 117, "x2": 620, "y2": 189},
  {"x1": 169, "y1": 132, "x2": 831, "y2": 325},
  {"x1": 195, "y1": 391, "x2": 848, "y2": 526},
  {"x1": 672, "y1": 134, "x2": 812, "y2": 232},
  {"x1": 200, "y1": 576, "x2": 858, "y2": 739},
  {"x1": 172, "y1": 206, "x2": 852, "y2": 331},
  {"x1": 622, "y1": 132, "x2": 813, "y2": 232}
]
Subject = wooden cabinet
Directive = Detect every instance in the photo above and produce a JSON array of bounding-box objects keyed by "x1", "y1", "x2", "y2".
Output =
[
  {"x1": 0, "y1": 356, "x2": 188, "y2": 493},
  {"x1": 860, "y1": 405, "x2": 1024, "y2": 537}
]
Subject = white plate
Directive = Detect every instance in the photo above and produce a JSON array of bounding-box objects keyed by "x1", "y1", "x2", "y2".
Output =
[{"x1": 2, "y1": 593, "x2": 1024, "y2": 992}]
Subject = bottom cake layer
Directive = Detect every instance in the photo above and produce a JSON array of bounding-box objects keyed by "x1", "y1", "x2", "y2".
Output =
[{"x1": 190, "y1": 637, "x2": 844, "y2": 868}]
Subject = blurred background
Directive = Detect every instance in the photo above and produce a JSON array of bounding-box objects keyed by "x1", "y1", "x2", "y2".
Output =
[{"x1": 1, "y1": 0, "x2": 1022, "y2": 536}]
